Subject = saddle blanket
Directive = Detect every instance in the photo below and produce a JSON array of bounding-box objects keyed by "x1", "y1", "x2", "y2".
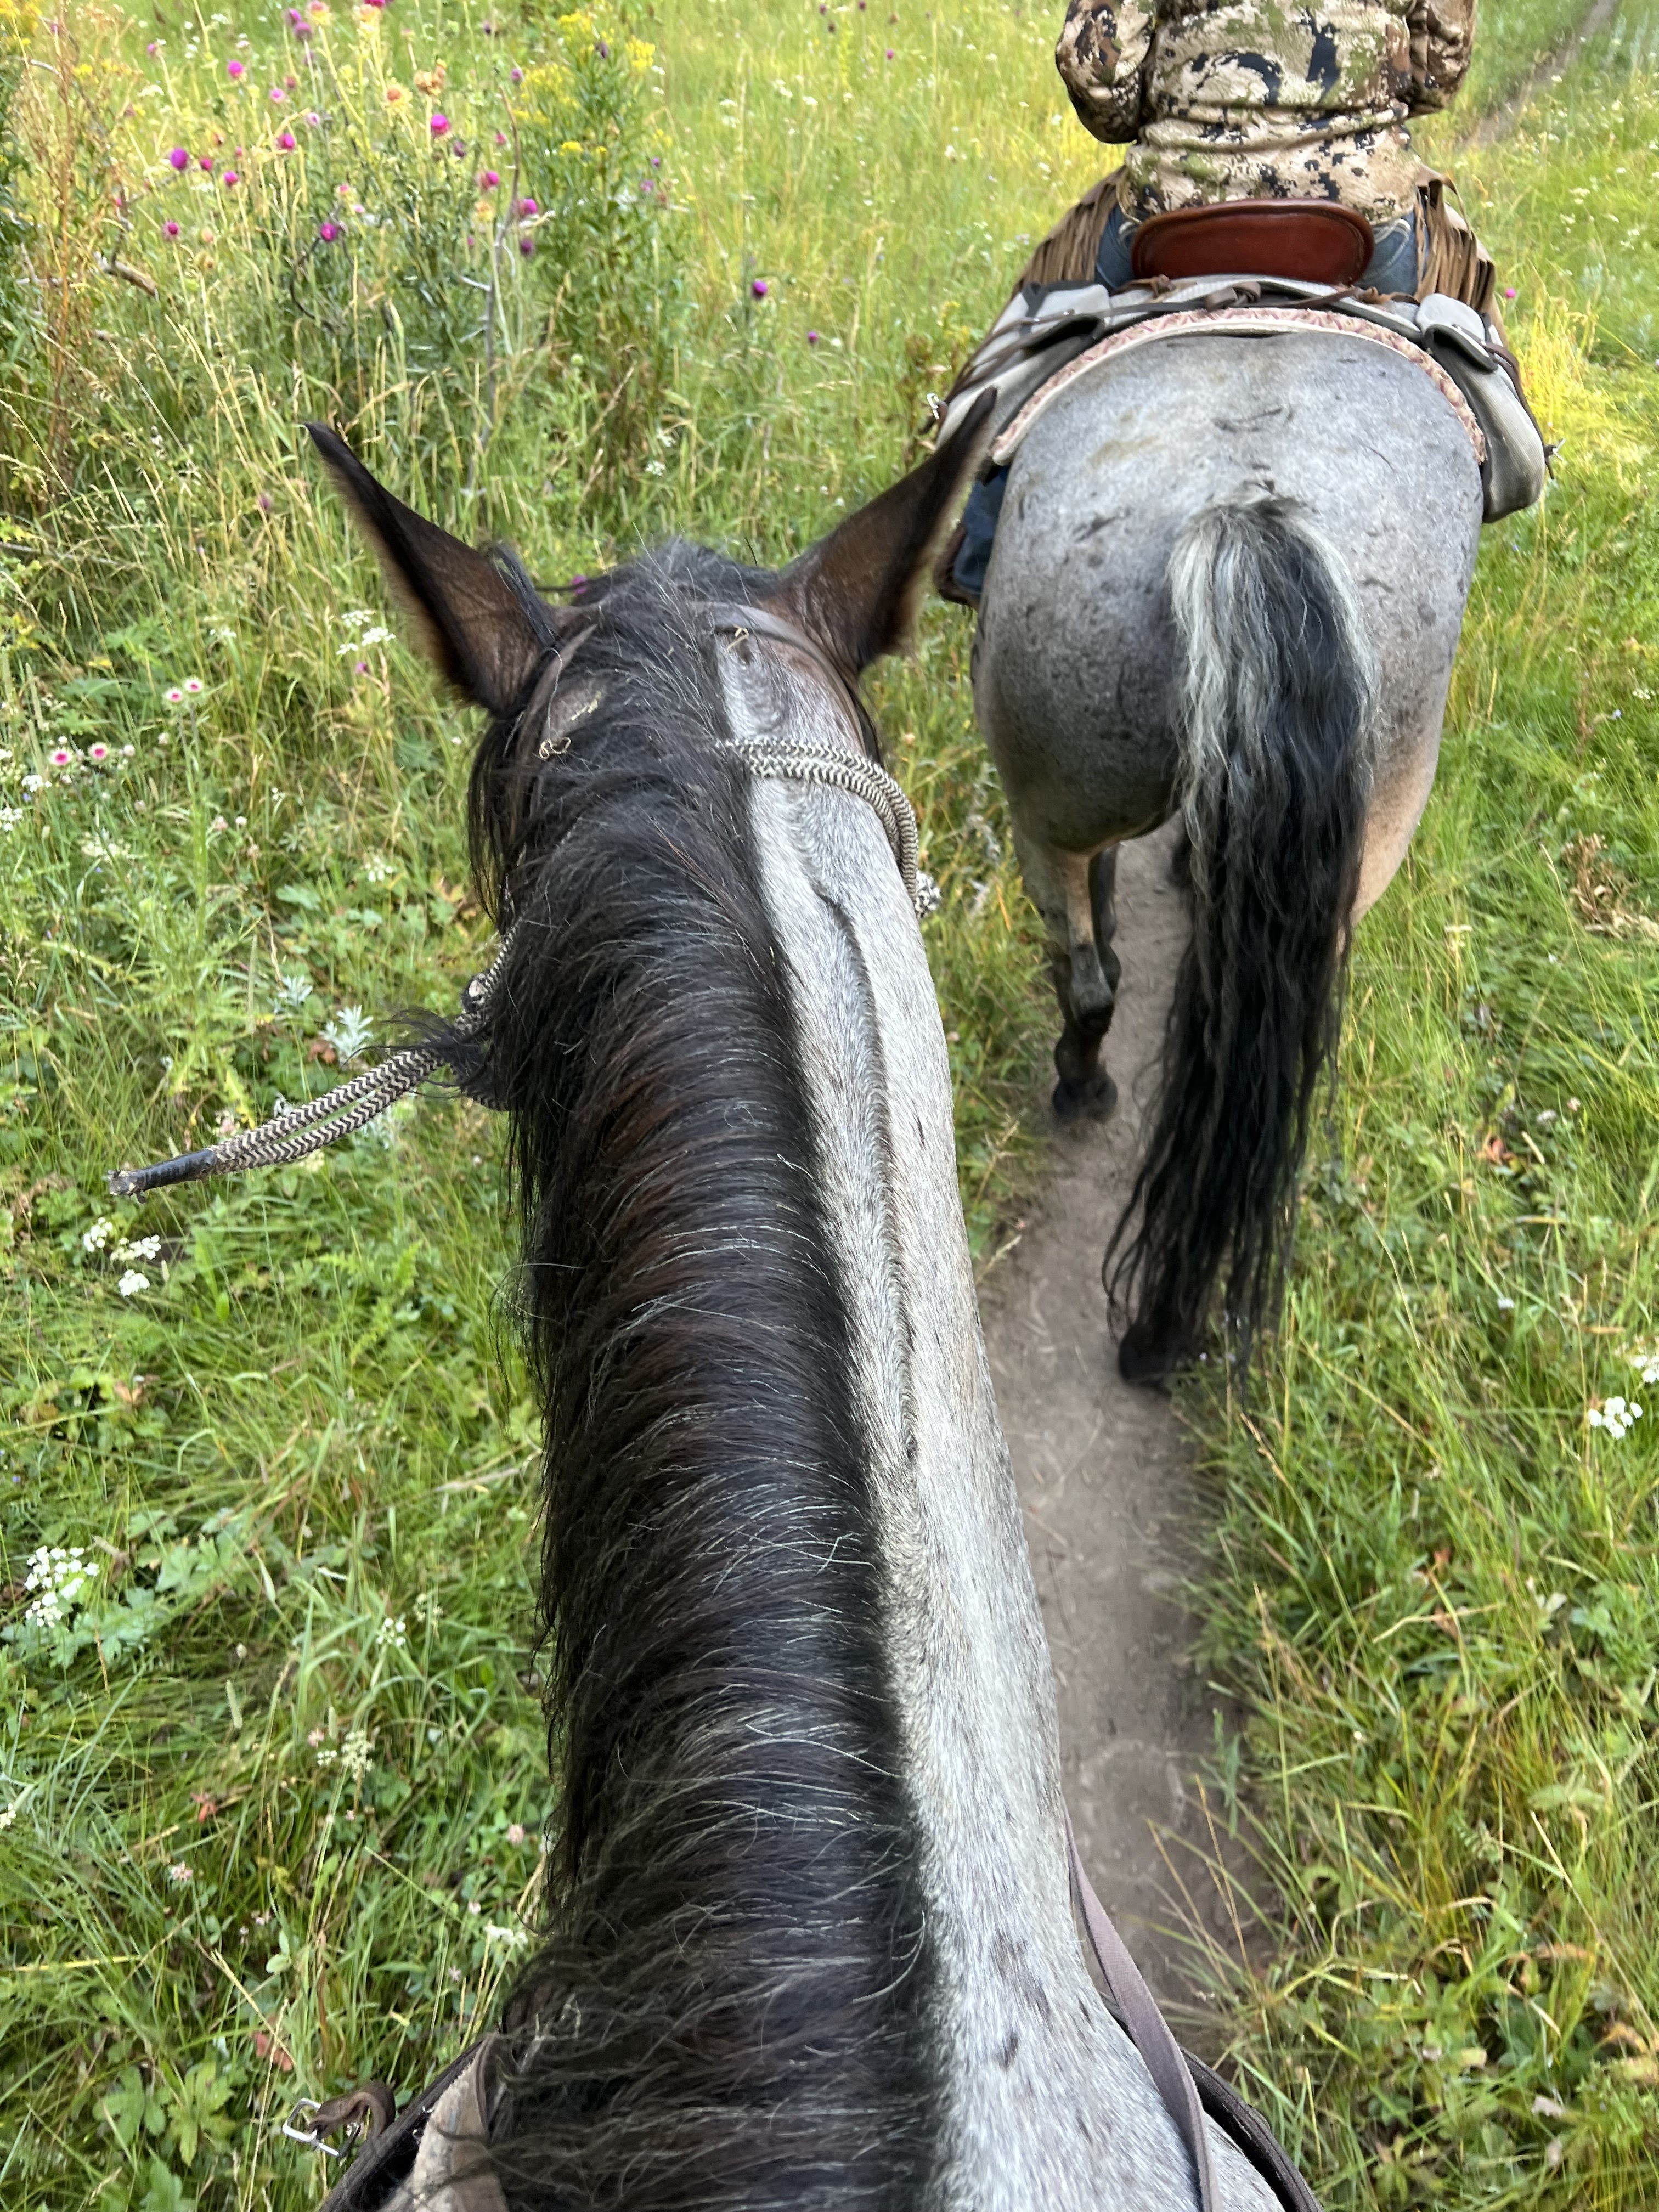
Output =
[{"x1": 939, "y1": 274, "x2": 1547, "y2": 524}]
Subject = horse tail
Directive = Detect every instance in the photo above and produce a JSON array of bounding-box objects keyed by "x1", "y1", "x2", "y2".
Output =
[{"x1": 1108, "y1": 491, "x2": 1377, "y2": 1384}]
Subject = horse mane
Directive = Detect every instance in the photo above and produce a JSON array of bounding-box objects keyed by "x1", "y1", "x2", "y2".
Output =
[{"x1": 456, "y1": 546, "x2": 942, "y2": 2209}]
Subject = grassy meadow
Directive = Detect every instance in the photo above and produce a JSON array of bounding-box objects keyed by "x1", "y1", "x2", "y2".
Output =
[{"x1": 2, "y1": 0, "x2": 1657, "y2": 2205}]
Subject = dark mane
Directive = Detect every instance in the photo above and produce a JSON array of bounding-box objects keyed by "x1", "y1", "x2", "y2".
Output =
[{"x1": 461, "y1": 549, "x2": 941, "y2": 2209}]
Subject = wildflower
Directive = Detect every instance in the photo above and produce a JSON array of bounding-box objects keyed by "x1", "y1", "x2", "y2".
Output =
[
  {"x1": 184, "y1": 676, "x2": 204, "y2": 694},
  {"x1": 122, "y1": 744, "x2": 136, "y2": 755},
  {"x1": 506, "y1": 1822, "x2": 527, "y2": 1845},
  {"x1": 49, "y1": 747, "x2": 72, "y2": 767},
  {"x1": 192, "y1": 1791, "x2": 219, "y2": 1821},
  {"x1": 307, "y1": 110, "x2": 321, "y2": 126},
  {"x1": 165, "y1": 219, "x2": 182, "y2": 236},
  {"x1": 355, "y1": 659, "x2": 368, "y2": 674},
  {"x1": 167, "y1": 1862, "x2": 194, "y2": 1884},
  {"x1": 83, "y1": 1217, "x2": 115, "y2": 1252},
  {"x1": 315, "y1": 1743, "x2": 337, "y2": 1766},
  {"x1": 1630, "y1": 1345, "x2": 1659, "y2": 1387},
  {"x1": 24, "y1": 1546, "x2": 99, "y2": 1627},
  {"x1": 258, "y1": 492, "x2": 273, "y2": 511},
  {"x1": 375, "y1": 1614, "x2": 408, "y2": 1650},
  {"x1": 467, "y1": 1899, "x2": 482, "y2": 1915},
  {"x1": 118, "y1": 1269, "x2": 150, "y2": 1297},
  {"x1": 481, "y1": 169, "x2": 499, "y2": 188},
  {"x1": 227, "y1": 58, "x2": 244, "y2": 77},
  {"x1": 806, "y1": 329, "x2": 819, "y2": 344},
  {"x1": 278, "y1": 129, "x2": 296, "y2": 149},
  {"x1": 519, "y1": 234, "x2": 534, "y2": 256},
  {"x1": 386, "y1": 84, "x2": 403, "y2": 101},
  {"x1": 431, "y1": 112, "x2": 449, "y2": 135},
  {"x1": 1496, "y1": 1296, "x2": 1515, "y2": 1312},
  {"x1": 0, "y1": 806, "x2": 22, "y2": 833},
  {"x1": 1588, "y1": 1395, "x2": 1643, "y2": 1439},
  {"x1": 322, "y1": 1005, "x2": 373, "y2": 1062},
  {"x1": 518, "y1": 195, "x2": 537, "y2": 215},
  {"x1": 340, "y1": 1726, "x2": 374, "y2": 1779},
  {"x1": 169, "y1": 146, "x2": 190, "y2": 170},
  {"x1": 0, "y1": 1802, "x2": 18, "y2": 1830},
  {"x1": 751, "y1": 278, "x2": 768, "y2": 298},
  {"x1": 644, "y1": 459, "x2": 665, "y2": 476},
  {"x1": 115, "y1": 1235, "x2": 162, "y2": 1264},
  {"x1": 270, "y1": 86, "x2": 285, "y2": 101},
  {"x1": 307, "y1": 1726, "x2": 326, "y2": 1746},
  {"x1": 886, "y1": 46, "x2": 894, "y2": 57},
  {"x1": 1504, "y1": 286, "x2": 1517, "y2": 299},
  {"x1": 209, "y1": 814, "x2": 229, "y2": 835},
  {"x1": 511, "y1": 65, "x2": 522, "y2": 82},
  {"x1": 484, "y1": 1923, "x2": 528, "y2": 1946},
  {"x1": 319, "y1": 221, "x2": 340, "y2": 242},
  {"x1": 222, "y1": 170, "x2": 240, "y2": 186}
]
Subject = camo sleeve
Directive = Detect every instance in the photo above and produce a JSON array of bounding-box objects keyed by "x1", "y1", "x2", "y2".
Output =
[
  {"x1": 1406, "y1": 0, "x2": 1476, "y2": 110},
  {"x1": 1056, "y1": 0, "x2": 1156, "y2": 143}
]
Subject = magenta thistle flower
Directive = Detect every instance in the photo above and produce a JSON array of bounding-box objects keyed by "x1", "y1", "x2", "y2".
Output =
[
  {"x1": 518, "y1": 195, "x2": 537, "y2": 216},
  {"x1": 49, "y1": 747, "x2": 72, "y2": 766},
  {"x1": 1503, "y1": 286, "x2": 1517, "y2": 299},
  {"x1": 169, "y1": 146, "x2": 190, "y2": 170},
  {"x1": 164, "y1": 219, "x2": 181, "y2": 236},
  {"x1": 89, "y1": 743, "x2": 109, "y2": 762},
  {"x1": 279, "y1": 131, "x2": 296, "y2": 149},
  {"x1": 184, "y1": 677, "x2": 204, "y2": 695},
  {"x1": 430, "y1": 112, "x2": 449, "y2": 135},
  {"x1": 307, "y1": 111, "x2": 321, "y2": 126},
  {"x1": 885, "y1": 46, "x2": 894, "y2": 57},
  {"x1": 751, "y1": 278, "x2": 768, "y2": 298},
  {"x1": 222, "y1": 170, "x2": 239, "y2": 185},
  {"x1": 519, "y1": 234, "x2": 534, "y2": 255},
  {"x1": 258, "y1": 492, "x2": 273, "y2": 511},
  {"x1": 200, "y1": 154, "x2": 215, "y2": 170},
  {"x1": 806, "y1": 329, "x2": 819, "y2": 343},
  {"x1": 481, "y1": 169, "x2": 499, "y2": 188},
  {"x1": 270, "y1": 85, "x2": 285, "y2": 101},
  {"x1": 227, "y1": 58, "x2": 244, "y2": 77},
  {"x1": 318, "y1": 221, "x2": 340, "y2": 241},
  {"x1": 510, "y1": 65, "x2": 522, "y2": 82}
]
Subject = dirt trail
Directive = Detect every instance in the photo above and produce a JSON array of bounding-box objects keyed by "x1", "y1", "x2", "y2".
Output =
[{"x1": 977, "y1": 823, "x2": 1234, "y2": 2005}]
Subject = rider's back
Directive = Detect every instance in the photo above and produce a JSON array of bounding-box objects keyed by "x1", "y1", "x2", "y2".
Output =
[{"x1": 1057, "y1": 0, "x2": 1474, "y2": 223}]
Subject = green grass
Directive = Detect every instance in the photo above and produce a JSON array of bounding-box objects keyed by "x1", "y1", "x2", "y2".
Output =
[{"x1": 3, "y1": 0, "x2": 1658, "y2": 2207}]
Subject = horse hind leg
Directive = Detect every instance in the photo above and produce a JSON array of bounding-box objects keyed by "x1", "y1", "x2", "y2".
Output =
[{"x1": 1015, "y1": 832, "x2": 1121, "y2": 1122}]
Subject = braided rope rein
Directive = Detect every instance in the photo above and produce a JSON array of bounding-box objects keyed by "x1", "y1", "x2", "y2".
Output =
[{"x1": 108, "y1": 731, "x2": 935, "y2": 1201}]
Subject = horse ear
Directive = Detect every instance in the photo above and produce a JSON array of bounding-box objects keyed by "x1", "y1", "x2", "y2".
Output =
[
  {"x1": 306, "y1": 422, "x2": 548, "y2": 714},
  {"x1": 774, "y1": 390, "x2": 996, "y2": 676}
]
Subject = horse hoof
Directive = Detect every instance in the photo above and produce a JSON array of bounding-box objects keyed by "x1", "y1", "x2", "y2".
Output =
[
  {"x1": 1052, "y1": 1071, "x2": 1118, "y2": 1123},
  {"x1": 1116, "y1": 1321, "x2": 1184, "y2": 1385}
]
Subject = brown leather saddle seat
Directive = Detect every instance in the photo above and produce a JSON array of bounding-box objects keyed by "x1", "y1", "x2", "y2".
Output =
[{"x1": 1130, "y1": 199, "x2": 1375, "y2": 286}]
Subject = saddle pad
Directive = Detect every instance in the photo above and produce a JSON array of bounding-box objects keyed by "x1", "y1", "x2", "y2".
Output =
[
  {"x1": 1131, "y1": 199, "x2": 1374, "y2": 286},
  {"x1": 989, "y1": 306, "x2": 1487, "y2": 471}
]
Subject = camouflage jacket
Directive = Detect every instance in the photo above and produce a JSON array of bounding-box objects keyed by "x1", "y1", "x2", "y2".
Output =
[{"x1": 1056, "y1": 0, "x2": 1475, "y2": 223}]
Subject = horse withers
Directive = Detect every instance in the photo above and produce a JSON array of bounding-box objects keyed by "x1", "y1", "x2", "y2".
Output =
[
  {"x1": 970, "y1": 324, "x2": 1486, "y2": 1380},
  {"x1": 267, "y1": 418, "x2": 1312, "y2": 2210}
]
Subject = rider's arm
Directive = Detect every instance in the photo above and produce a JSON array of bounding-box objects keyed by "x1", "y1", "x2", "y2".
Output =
[
  {"x1": 1404, "y1": 0, "x2": 1475, "y2": 111},
  {"x1": 1055, "y1": 0, "x2": 1156, "y2": 142}
]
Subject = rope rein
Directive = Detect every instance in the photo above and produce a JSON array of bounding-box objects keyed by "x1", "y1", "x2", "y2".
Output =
[{"x1": 108, "y1": 626, "x2": 934, "y2": 1201}]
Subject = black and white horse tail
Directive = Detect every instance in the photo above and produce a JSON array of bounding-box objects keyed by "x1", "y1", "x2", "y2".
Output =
[{"x1": 1111, "y1": 491, "x2": 1378, "y2": 1382}]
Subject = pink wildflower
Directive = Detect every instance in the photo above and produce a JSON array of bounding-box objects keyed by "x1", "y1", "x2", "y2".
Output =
[
  {"x1": 430, "y1": 112, "x2": 449, "y2": 135},
  {"x1": 318, "y1": 221, "x2": 340, "y2": 241},
  {"x1": 270, "y1": 85, "x2": 285, "y2": 101},
  {"x1": 279, "y1": 131, "x2": 296, "y2": 149},
  {"x1": 49, "y1": 747, "x2": 72, "y2": 766},
  {"x1": 518, "y1": 195, "x2": 537, "y2": 216},
  {"x1": 222, "y1": 170, "x2": 239, "y2": 186},
  {"x1": 169, "y1": 146, "x2": 189, "y2": 170},
  {"x1": 164, "y1": 219, "x2": 181, "y2": 237},
  {"x1": 480, "y1": 169, "x2": 499, "y2": 188},
  {"x1": 751, "y1": 278, "x2": 768, "y2": 298},
  {"x1": 88, "y1": 743, "x2": 109, "y2": 762}
]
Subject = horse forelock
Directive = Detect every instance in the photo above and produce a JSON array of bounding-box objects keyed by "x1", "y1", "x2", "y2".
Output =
[{"x1": 458, "y1": 546, "x2": 944, "y2": 2210}]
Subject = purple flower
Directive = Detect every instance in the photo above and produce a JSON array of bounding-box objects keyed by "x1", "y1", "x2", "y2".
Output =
[
  {"x1": 806, "y1": 328, "x2": 819, "y2": 343},
  {"x1": 430, "y1": 112, "x2": 449, "y2": 135},
  {"x1": 886, "y1": 46, "x2": 894, "y2": 57},
  {"x1": 164, "y1": 218, "x2": 181, "y2": 237},
  {"x1": 306, "y1": 111, "x2": 321, "y2": 127},
  {"x1": 222, "y1": 169, "x2": 240, "y2": 186},
  {"x1": 227, "y1": 58, "x2": 244, "y2": 78},
  {"x1": 169, "y1": 145, "x2": 190, "y2": 170},
  {"x1": 1503, "y1": 286, "x2": 1517, "y2": 299},
  {"x1": 356, "y1": 659, "x2": 369, "y2": 674},
  {"x1": 518, "y1": 195, "x2": 537, "y2": 216},
  {"x1": 595, "y1": 37, "x2": 610, "y2": 57},
  {"x1": 510, "y1": 65, "x2": 522, "y2": 83},
  {"x1": 519, "y1": 234, "x2": 534, "y2": 256},
  {"x1": 270, "y1": 86, "x2": 285, "y2": 101},
  {"x1": 286, "y1": 73, "x2": 298, "y2": 87},
  {"x1": 651, "y1": 155, "x2": 661, "y2": 166},
  {"x1": 200, "y1": 154, "x2": 215, "y2": 171},
  {"x1": 258, "y1": 492, "x2": 273, "y2": 511},
  {"x1": 751, "y1": 278, "x2": 768, "y2": 298},
  {"x1": 278, "y1": 130, "x2": 296, "y2": 149},
  {"x1": 481, "y1": 168, "x2": 499, "y2": 187},
  {"x1": 318, "y1": 220, "x2": 340, "y2": 242}
]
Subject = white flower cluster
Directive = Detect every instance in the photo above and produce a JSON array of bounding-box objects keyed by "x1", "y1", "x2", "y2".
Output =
[
  {"x1": 1589, "y1": 1395, "x2": 1644, "y2": 1440},
  {"x1": 341, "y1": 1726, "x2": 375, "y2": 1780},
  {"x1": 0, "y1": 806, "x2": 22, "y2": 833},
  {"x1": 484, "y1": 1923, "x2": 529, "y2": 1948},
  {"x1": 338, "y1": 611, "x2": 394, "y2": 656},
  {"x1": 84, "y1": 1218, "x2": 162, "y2": 1294},
  {"x1": 23, "y1": 1544, "x2": 100, "y2": 1628},
  {"x1": 363, "y1": 854, "x2": 394, "y2": 885},
  {"x1": 376, "y1": 1615, "x2": 408, "y2": 1651},
  {"x1": 1628, "y1": 1344, "x2": 1659, "y2": 1389}
]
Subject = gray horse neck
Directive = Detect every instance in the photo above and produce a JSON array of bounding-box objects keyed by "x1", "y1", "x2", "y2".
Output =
[{"x1": 727, "y1": 631, "x2": 1280, "y2": 2212}]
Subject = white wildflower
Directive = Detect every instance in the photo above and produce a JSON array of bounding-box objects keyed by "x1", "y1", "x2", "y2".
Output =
[
  {"x1": 484, "y1": 1923, "x2": 528, "y2": 1948},
  {"x1": 363, "y1": 855, "x2": 393, "y2": 884},
  {"x1": 82, "y1": 1218, "x2": 115, "y2": 1253},
  {"x1": 1629, "y1": 1344, "x2": 1659, "y2": 1388},
  {"x1": 21, "y1": 772, "x2": 44, "y2": 793},
  {"x1": 315, "y1": 1745, "x2": 338, "y2": 1768},
  {"x1": 375, "y1": 1615, "x2": 408, "y2": 1651},
  {"x1": 117, "y1": 1269, "x2": 150, "y2": 1297},
  {"x1": 167, "y1": 1862, "x2": 194, "y2": 1884},
  {"x1": 0, "y1": 806, "x2": 21, "y2": 833},
  {"x1": 644, "y1": 459, "x2": 666, "y2": 476},
  {"x1": 340, "y1": 1726, "x2": 374, "y2": 1780},
  {"x1": 23, "y1": 1545, "x2": 100, "y2": 1628},
  {"x1": 340, "y1": 608, "x2": 373, "y2": 629},
  {"x1": 1588, "y1": 1395, "x2": 1643, "y2": 1440},
  {"x1": 114, "y1": 1235, "x2": 162, "y2": 1265}
]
